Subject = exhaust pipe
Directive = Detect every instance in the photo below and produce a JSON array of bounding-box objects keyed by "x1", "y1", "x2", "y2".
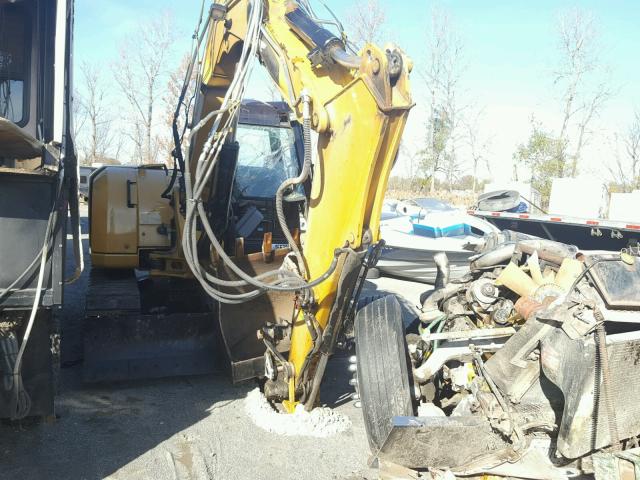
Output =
[
  {"x1": 433, "y1": 252, "x2": 450, "y2": 290},
  {"x1": 420, "y1": 253, "x2": 453, "y2": 318}
]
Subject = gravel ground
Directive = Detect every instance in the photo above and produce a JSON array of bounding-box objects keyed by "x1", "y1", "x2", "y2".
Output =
[{"x1": 0, "y1": 205, "x2": 429, "y2": 480}]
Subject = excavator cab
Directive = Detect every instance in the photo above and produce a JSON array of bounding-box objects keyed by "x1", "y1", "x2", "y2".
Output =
[
  {"x1": 231, "y1": 100, "x2": 305, "y2": 255},
  {"x1": 0, "y1": 0, "x2": 79, "y2": 419},
  {"x1": 84, "y1": 100, "x2": 305, "y2": 383}
]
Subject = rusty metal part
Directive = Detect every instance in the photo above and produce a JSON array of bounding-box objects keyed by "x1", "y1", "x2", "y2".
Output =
[
  {"x1": 514, "y1": 296, "x2": 556, "y2": 320},
  {"x1": 264, "y1": 377, "x2": 305, "y2": 402},
  {"x1": 516, "y1": 241, "x2": 580, "y2": 266},
  {"x1": 514, "y1": 297, "x2": 544, "y2": 320},
  {"x1": 517, "y1": 244, "x2": 568, "y2": 266}
]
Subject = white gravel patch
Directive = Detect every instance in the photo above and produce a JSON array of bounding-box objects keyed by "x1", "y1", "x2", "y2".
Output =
[{"x1": 244, "y1": 388, "x2": 351, "y2": 438}]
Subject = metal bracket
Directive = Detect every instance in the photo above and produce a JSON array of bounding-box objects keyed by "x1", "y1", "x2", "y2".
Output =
[{"x1": 126, "y1": 180, "x2": 137, "y2": 208}]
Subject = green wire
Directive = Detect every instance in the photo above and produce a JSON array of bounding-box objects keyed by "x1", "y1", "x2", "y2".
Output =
[
  {"x1": 432, "y1": 316, "x2": 447, "y2": 351},
  {"x1": 418, "y1": 313, "x2": 448, "y2": 356}
]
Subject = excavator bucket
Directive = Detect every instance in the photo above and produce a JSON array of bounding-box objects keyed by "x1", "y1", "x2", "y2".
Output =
[
  {"x1": 216, "y1": 249, "x2": 293, "y2": 383},
  {"x1": 83, "y1": 269, "x2": 219, "y2": 383}
]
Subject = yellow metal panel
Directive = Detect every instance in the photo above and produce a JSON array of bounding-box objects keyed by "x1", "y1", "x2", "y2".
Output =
[
  {"x1": 287, "y1": 79, "x2": 409, "y2": 376},
  {"x1": 135, "y1": 168, "x2": 172, "y2": 249},
  {"x1": 90, "y1": 167, "x2": 139, "y2": 259},
  {"x1": 262, "y1": 0, "x2": 353, "y2": 128}
]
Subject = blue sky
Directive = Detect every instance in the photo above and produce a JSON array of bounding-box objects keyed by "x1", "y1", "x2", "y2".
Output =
[{"x1": 74, "y1": 0, "x2": 640, "y2": 182}]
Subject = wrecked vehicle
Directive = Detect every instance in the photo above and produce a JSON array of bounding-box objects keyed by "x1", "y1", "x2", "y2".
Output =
[{"x1": 353, "y1": 231, "x2": 640, "y2": 479}]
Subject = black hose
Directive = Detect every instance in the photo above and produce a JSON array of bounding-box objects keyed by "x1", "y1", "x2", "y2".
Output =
[
  {"x1": 328, "y1": 45, "x2": 360, "y2": 69},
  {"x1": 197, "y1": 201, "x2": 343, "y2": 292},
  {"x1": 304, "y1": 353, "x2": 328, "y2": 412},
  {"x1": 275, "y1": 93, "x2": 312, "y2": 279},
  {"x1": 161, "y1": 2, "x2": 212, "y2": 199}
]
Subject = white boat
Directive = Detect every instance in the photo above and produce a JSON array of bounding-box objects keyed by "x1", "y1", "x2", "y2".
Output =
[{"x1": 377, "y1": 198, "x2": 500, "y2": 283}]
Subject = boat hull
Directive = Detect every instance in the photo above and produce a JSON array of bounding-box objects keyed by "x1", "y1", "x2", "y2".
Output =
[{"x1": 377, "y1": 244, "x2": 474, "y2": 284}]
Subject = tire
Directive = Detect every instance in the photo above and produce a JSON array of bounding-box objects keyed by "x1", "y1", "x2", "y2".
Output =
[
  {"x1": 366, "y1": 267, "x2": 381, "y2": 279},
  {"x1": 356, "y1": 293, "x2": 389, "y2": 312},
  {"x1": 355, "y1": 295, "x2": 414, "y2": 453}
]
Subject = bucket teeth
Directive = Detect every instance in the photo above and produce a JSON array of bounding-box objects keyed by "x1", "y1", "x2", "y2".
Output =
[
  {"x1": 354, "y1": 401, "x2": 361, "y2": 408},
  {"x1": 348, "y1": 364, "x2": 357, "y2": 373},
  {"x1": 348, "y1": 355, "x2": 357, "y2": 364},
  {"x1": 349, "y1": 378, "x2": 358, "y2": 386}
]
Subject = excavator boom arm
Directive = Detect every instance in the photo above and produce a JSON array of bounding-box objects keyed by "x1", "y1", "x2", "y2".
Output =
[{"x1": 192, "y1": 0, "x2": 413, "y2": 405}]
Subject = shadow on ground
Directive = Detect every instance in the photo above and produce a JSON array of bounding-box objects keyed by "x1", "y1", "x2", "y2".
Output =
[{"x1": 0, "y1": 208, "x2": 374, "y2": 480}]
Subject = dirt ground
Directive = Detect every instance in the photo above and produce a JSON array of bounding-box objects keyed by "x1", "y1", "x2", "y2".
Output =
[{"x1": 0, "y1": 205, "x2": 428, "y2": 480}]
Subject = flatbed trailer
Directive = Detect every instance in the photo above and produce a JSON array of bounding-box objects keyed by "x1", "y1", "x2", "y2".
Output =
[{"x1": 471, "y1": 209, "x2": 640, "y2": 251}]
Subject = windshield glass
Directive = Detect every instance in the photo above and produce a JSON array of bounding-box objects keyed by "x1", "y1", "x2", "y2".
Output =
[
  {"x1": 234, "y1": 124, "x2": 301, "y2": 198},
  {"x1": 413, "y1": 198, "x2": 454, "y2": 211},
  {"x1": 0, "y1": 4, "x2": 29, "y2": 124}
]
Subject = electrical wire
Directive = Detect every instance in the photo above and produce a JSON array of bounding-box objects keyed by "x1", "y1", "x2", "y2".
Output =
[
  {"x1": 3, "y1": 170, "x2": 64, "y2": 419},
  {"x1": 162, "y1": 0, "x2": 212, "y2": 199},
  {"x1": 10, "y1": 224, "x2": 49, "y2": 419}
]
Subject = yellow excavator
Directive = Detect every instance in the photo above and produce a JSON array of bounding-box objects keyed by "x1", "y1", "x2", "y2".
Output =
[
  {"x1": 0, "y1": 0, "x2": 414, "y2": 460},
  {"x1": 88, "y1": 0, "x2": 412, "y2": 422}
]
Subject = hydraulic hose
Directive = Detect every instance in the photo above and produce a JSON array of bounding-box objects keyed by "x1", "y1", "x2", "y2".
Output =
[
  {"x1": 470, "y1": 243, "x2": 516, "y2": 270},
  {"x1": 275, "y1": 89, "x2": 312, "y2": 279},
  {"x1": 328, "y1": 44, "x2": 360, "y2": 69},
  {"x1": 197, "y1": 201, "x2": 344, "y2": 292},
  {"x1": 0, "y1": 252, "x2": 42, "y2": 303},
  {"x1": 433, "y1": 252, "x2": 450, "y2": 290},
  {"x1": 178, "y1": 0, "x2": 353, "y2": 305}
]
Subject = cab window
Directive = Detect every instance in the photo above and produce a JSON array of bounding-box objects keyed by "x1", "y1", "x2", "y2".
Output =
[
  {"x1": 0, "y1": 4, "x2": 29, "y2": 125},
  {"x1": 234, "y1": 124, "x2": 301, "y2": 198}
]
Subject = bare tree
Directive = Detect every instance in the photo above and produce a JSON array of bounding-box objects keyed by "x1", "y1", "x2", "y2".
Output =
[
  {"x1": 71, "y1": 88, "x2": 87, "y2": 158},
  {"x1": 609, "y1": 111, "x2": 640, "y2": 192},
  {"x1": 113, "y1": 13, "x2": 175, "y2": 165},
  {"x1": 464, "y1": 108, "x2": 492, "y2": 194},
  {"x1": 443, "y1": 145, "x2": 462, "y2": 192},
  {"x1": 554, "y1": 8, "x2": 611, "y2": 177},
  {"x1": 159, "y1": 53, "x2": 198, "y2": 165},
  {"x1": 397, "y1": 142, "x2": 423, "y2": 191},
  {"x1": 346, "y1": 0, "x2": 387, "y2": 50},
  {"x1": 77, "y1": 62, "x2": 115, "y2": 165},
  {"x1": 420, "y1": 6, "x2": 465, "y2": 193}
]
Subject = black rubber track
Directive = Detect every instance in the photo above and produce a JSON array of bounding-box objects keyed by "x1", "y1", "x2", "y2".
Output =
[{"x1": 355, "y1": 295, "x2": 414, "y2": 453}]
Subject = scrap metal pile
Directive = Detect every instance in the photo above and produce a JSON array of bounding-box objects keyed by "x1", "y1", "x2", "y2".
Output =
[{"x1": 381, "y1": 231, "x2": 640, "y2": 478}]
